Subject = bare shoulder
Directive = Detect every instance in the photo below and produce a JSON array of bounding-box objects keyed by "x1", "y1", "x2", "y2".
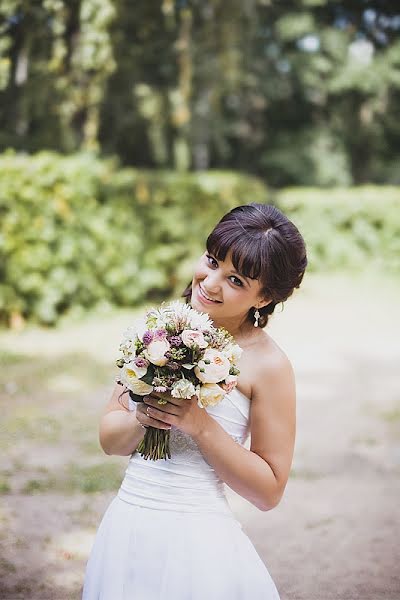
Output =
[
  {"x1": 253, "y1": 331, "x2": 295, "y2": 405},
  {"x1": 253, "y1": 331, "x2": 294, "y2": 385},
  {"x1": 238, "y1": 329, "x2": 294, "y2": 401}
]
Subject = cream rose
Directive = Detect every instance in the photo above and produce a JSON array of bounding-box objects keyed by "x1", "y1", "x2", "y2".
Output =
[
  {"x1": 194, "y1": 348, "x2": 231, "y2": 383},
  {"x1": 225, "y1": 343, "x2": 243, "y2": 364},
  {"x1": 121, "y1": 362, "x2": 154, "y2": 395},
  {"x1": 171, "y1": 378, "x2": 197, "y2": 399},
  {"x1": 143, "y1": 338, "x2": 170, "y2": 366},
  {"x1": 197, "y1": 383, "x2": 226, "y2": 408},
  {"x1": 181, "y1": 329, "x2": 208, "y2": 349}
]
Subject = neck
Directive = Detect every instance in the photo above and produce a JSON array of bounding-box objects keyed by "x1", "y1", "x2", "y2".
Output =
[{"x1": 210, "y1": 315, "x2": 255, "y2": 344}]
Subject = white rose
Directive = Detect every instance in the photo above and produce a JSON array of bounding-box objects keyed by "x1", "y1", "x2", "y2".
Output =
[
  {"x1": 197, "y1": 383, "x2": 226, "y2": 408},
  {"x1": 225, "y1": 343, "x2": 243, "y2": 364},
  {"x1": 143, "y1": 338, "x2": 171, "y2": 366},
  {"x1": 181, "y1": 329, "x2": 208, "y2": 349},
  {"x1": 120, "y1": 363, "x2": 154, "y2": 395},
  {"x1": 194, "y1": 348, "x2": 231, "y2": 383},
  {"x1": 171, "y1": 378, "x2": 196, "y2": 399}
]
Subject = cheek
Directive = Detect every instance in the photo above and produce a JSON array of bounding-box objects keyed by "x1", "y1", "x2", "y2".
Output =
[{"x1": 193, "y1": 258, "x2": 208, "y2": 279}]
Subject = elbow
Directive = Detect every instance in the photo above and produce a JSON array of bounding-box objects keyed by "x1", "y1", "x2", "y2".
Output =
[
  {"x1": 99, "y1": 433, "x2": 113, "y2": 456},
  {"x1": 258, "y1": 486, "x2": 285, "y2": 512},
  {"x1": 258, "y1": 498, "x2": 280, "y2": 512}
]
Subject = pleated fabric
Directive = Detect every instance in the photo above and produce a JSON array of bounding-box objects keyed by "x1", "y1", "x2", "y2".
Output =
[{"x1": 82, "y1": 388, "x2": 280, "y2": 599}]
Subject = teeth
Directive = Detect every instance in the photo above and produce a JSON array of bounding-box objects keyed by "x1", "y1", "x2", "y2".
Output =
[{"x1": 200, "y1": 287, "x2": 218, "y2": 302}]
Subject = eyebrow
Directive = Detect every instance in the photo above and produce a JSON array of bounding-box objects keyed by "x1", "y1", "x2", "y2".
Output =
[{"x1": 208, "y1": 252, "x2": 250, "y2": 285}]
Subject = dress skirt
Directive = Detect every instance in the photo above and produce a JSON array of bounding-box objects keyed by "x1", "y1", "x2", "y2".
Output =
[{"x1": 82, "y1": 494, "x2": 280, "y2": 600}]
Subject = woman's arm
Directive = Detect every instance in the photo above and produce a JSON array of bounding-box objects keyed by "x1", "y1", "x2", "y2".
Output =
[
  {"x1": 142, "y1": 353, "x2": 296, "y2": 511},
  {"x1": 192, "y1": 354, "x2": 296, "y2": 511},
  {"x1": 99, "y1": 382, "x2": 170, "y2": 456}
]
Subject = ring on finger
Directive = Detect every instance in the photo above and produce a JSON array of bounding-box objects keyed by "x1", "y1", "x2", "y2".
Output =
[{"x1": 157, "y1": 398, "x2": 168, "y2": 405}]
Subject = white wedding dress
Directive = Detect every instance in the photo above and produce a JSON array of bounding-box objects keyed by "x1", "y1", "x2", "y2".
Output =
[{"x1": 82, "y1": 387, "x2": 280, "y2": 599}]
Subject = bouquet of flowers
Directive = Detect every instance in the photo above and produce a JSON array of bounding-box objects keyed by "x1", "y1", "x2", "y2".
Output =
[{"x1": 115, "y1": 300, "x2": 242, "y2": 460}]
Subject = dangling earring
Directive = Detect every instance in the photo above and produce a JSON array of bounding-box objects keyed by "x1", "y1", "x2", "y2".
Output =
[{"x1": 253, "y1": 308, "x2": 260, "y2": 328}]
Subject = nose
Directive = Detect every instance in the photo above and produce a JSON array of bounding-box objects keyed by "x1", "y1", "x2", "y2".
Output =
[{"x1": 203, "y1": 272, "x2": 221, "y2": 293}]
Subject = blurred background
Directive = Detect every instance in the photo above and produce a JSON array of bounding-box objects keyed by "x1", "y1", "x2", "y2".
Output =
[{"x1": 0, "y1": 1, "x2": 399, "y2": 598}]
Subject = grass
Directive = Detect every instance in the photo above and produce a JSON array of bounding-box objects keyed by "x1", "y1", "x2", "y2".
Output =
[
  {"x1": 21, "y1": 462, "x2": 125, "y2": 495},
  {"x1": 2, "y1": 411, "x2": 62, "y2": 445},
  {"x1": 352, "y1": 436, "x2": 378, "y2": 447},
  {"x1": 289, "y1": 469, "x2": 323, "y2": 481},
  {"x1": 380, "y1": 407, "x2": 400, "y2": 423},
  {"x1": 0, "y1": 478, "x2": 11, "y2": 494},
  {"x1": 0, "y1": 271, "x2": 399, "y2": 599}
]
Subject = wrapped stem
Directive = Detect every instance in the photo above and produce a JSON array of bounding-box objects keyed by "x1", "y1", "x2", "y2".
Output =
[{"x1": 137, "y1": 427, "x2": 171, "y2": 460}]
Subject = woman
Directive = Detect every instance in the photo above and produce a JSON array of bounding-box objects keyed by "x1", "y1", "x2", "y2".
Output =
[{"x1": 82, "y1": 202, "x2": 307, "y2": 599}]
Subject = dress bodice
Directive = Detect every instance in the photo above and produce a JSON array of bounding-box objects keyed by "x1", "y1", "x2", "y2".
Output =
[{"x1": 117, "y1": 388, "x2": 251, "y2": 515}]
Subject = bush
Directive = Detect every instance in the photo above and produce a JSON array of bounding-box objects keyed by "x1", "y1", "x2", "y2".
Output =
[
  {"x1": 0, "y1": 151, "x2": 267, "y2": 326},
  {"x1": 275, "y1": 186, "x2": 400, "y2": 274},
  {"x1": 1, "y1": 151, "x2": 398, "y2": 327}
]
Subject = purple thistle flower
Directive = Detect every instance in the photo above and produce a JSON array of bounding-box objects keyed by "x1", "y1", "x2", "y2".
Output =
[
  {"x1": 134, "y1": 357, "x2": 150, "y2": 368},
  {"x1": 153, "y1": 329, "x2": 168, "y2": 340},
  {"x1": 167, "y1": 361, "x2": 180, "y2": 371},
  {"x1": 169, "y1": 335, "x2": 182, "y2": 347},
  {"x1": 142, "y1": 330, "x2": 154, "y2": 345}
]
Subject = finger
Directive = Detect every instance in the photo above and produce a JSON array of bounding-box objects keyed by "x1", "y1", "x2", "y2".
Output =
[
  {"x1": 137, "y1": 413, "x2": 171, "y2": 430},
  {"x1": 136, "y1": 404, "x2": 171, "y2": 429},
  {"x1": 144, "y1": 397, "x2": 181, "y2": 416},
  {"x1": 145, "y1": 405, "x2": 175, "y2": 425}
]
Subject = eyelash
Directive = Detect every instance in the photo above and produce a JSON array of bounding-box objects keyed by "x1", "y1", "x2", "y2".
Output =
[{"x1": 206, "y1": 254, "x2": 243, "y2": 287}]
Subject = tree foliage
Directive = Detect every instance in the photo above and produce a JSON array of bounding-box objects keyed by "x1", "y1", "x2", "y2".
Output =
[{"x1": 0, "y1": 1, "x2": 399, "y2": 185}]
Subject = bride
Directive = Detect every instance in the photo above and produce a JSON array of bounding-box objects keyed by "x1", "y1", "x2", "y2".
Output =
[{"x1": 82, "y1": 202, "x2": 307, "y2": 599}]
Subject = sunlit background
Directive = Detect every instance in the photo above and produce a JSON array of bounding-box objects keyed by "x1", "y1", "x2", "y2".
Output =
[{"x1": 0, "y1": 2, "x2": 399, "y2": 599}]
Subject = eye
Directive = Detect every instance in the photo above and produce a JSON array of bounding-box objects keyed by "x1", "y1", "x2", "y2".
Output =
[
  {"x1": 206, "y1": 254, "x2": 218, "y2": 267},
  {"x1": 206, "y1": 254, "x2": 243, "y2": 287},
  {"x1": 230, "y1": 276, "x2": 243, "y2": 287}
]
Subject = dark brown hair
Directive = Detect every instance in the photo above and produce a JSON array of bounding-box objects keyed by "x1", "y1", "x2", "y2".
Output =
[{"x1": 182, "y1": 203, "x2": 308, "y2": 328}]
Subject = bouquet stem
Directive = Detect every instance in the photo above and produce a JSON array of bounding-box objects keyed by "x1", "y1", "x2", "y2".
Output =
[{"x1": 137, "y1": 427, "x2": 171, "y2": 460}]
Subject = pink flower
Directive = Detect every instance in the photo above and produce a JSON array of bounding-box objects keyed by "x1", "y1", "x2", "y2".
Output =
[
  {"x1": 194, "y1": 348, "x2": 231, "y2": 383},
  {"x1": 153, "y1": 329, "x2": 168, "y2": 340},
  {"x1": 181, "y1": 329, "x2": 208, "y2": 349},
  {"x1": 143, "y1": 338, "x2": 171, "y2": 366},
  {"x1": 220, "y1": 375, "x2": 238, "y2": 393},
  {"x1": 154, "y1": 385, "x2": 168, "y2": 393}
]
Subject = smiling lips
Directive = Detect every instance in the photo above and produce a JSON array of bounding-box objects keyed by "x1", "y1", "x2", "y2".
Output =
[{"x1": 198, "y1": 285, "x2": 222, "y2": 304}]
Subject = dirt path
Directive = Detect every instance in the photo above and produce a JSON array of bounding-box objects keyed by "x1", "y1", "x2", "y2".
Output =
[{"x1": 0, "y1": 271, "x2": 399, "y2": 599}]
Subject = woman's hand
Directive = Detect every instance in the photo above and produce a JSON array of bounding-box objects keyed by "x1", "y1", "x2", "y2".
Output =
[
  {"x1": 135, "y1": 401, "x2": 172, "y2": 431},
  {"x1": 141, "y1": 390, "x2": 212, "y2": 438}
]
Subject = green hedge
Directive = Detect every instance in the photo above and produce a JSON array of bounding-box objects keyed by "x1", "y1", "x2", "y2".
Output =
[
  {"x1": 275, "y1": 187, "x2": 400, "y2": 273},
  {"x1": 0, "y1": 151, "x2": 398, "y2": 327},
  {"x1": 0, "y1": 151, "x2": 267, "y2": 326}
]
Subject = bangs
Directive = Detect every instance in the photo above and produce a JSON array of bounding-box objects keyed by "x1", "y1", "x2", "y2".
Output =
[{"x1": 206, "y1": 221, "x2": 268, "y2": 282}]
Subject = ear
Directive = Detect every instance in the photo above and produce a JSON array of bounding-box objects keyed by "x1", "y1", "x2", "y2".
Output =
[{"x1": 256, "y1": 298, "x2": 273, "y2": 310}]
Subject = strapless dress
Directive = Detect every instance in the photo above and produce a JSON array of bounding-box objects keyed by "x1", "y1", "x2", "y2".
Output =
[{"x1": 82, "y1": 387, "x2": 280, "y2": 599}]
